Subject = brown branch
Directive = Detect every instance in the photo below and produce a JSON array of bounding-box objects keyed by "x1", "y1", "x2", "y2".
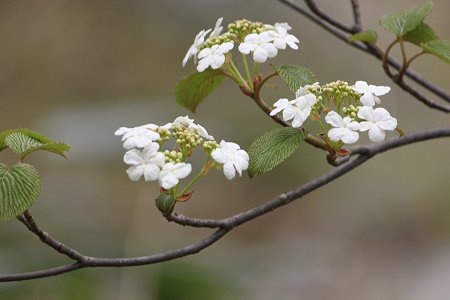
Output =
[
  {"x1": 17, "y1": 210, "x2": 86, "y2": 262},
  {"x1": 2, "y1": 126, "x2": 449, "y2": 282},
  {"x1": 350, "y1": 0, "x2": 362, "y2": 32}
]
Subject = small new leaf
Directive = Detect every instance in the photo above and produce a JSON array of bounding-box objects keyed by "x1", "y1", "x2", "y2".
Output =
[
  {"x1": 422, "y1": 40, "x2": 450, "y2": 64},
  {"x1": 0, "y1": 163, "x2": 40, "y2": 221},
  {"x1": 404, "y1": 22, "x2": 438, "y2": 45},
  {"x1": 0, "y1": 128, "x2": 70, "y2": 159},
  {"x1": 380, "y1": 1, "x2": 433, "y2": 37},
  {"x1": 348, "y1": 30, "x2": 378, "y2": 44},
  {"x1": 248, "y1": 127, "x2": 305, "y2": 178},
  {"x1": 273, "y1": 65, "x2": 317, "y2": 94},
  {"x1": 175, "y1": 68, "x2": 226, "y2": 112}
]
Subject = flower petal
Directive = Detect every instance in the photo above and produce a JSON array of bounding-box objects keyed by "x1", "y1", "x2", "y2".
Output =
[
  {"x1": 325, "y1": 111, "x2": 344, "y2": 127},
  {"x1": 126, "y1": 165, "x2": 144, "y2": 181},
  {"x1": 223, "y1": 162, "x2": 236, "y2": 180},
  {"x1": 368, "y1": 125, "x2": 385, "y2": 142},
  {"x1": 142, "y1": 164, "x2": 161, "y2": 181},
  {"x1": 360, "y1": 93, "x2": 376, "y2": 107}
]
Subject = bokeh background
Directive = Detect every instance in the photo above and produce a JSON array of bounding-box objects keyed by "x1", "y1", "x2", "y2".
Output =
[{"x1": 0, "y1": 0, "x2": 449, "y2": 299}]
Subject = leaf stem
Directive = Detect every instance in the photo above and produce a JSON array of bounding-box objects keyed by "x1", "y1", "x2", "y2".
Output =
[
  {"x1": 253, "y1": 62, "x2": 259, "y2": 78},
  {"x1": 382, "y1": 39, "x2": 399, "y2": 77},
  {"x1": 396, "y1": 38, "x2": 409, "y2": 82},
  {"x1": 241, "y1": 54, "x2": 253, "y2": 90},
  {"x1": 397, "y1": 50, "x2": 425, "y2": 82},
  {"x1": 229, "y1": 60, "x2": 250, "y2": 91}
]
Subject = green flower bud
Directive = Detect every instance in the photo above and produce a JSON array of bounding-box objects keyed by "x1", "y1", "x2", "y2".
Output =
[{"x1": 155, "y1": 193, "x2": 176, "y2": 215}]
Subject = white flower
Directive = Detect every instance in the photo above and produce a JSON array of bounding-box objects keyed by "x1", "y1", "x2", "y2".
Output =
[
  {"x1": 158, "y1": 162, "x2": 192, "y2": 189},
  {"x1": 270, "y1": 98, "x2": 293, "y2": 117},
  {"x1": 197, "y1": 42, "x2": 234, "y2": 72},
  {"x1": 172, "y1": 116, "x2": 214, "y2": 140},
  {"x1": 211, "y1": 141, "x2": 249, "y2": 180},
  {"x1": 267, "y1": 23, "x2": 299, "y2": 50},
  {"x1": 172, "y1": 115, "x2": 195, "y2": 127},
  {"x1": 270, "y1": 92, "x2": 316, "y2": 128},
  {"x1": 123, "y1": 143, "x2": 165, "y2": 181},
  {"x1": 352, "y1": 81, "x2": 391, "y2": 107},
  {"x1": 287, "y1": 94, "x2": 316, "y2": 128},
  {"x1": 238, "y1": 32, "x2": 278, "y2": 63},
  {"x1": 182, "y1": 28, "x2": 211, "y2": 67},
  {"x1": 358, "y1": 106, "x2": 397, "y2": 142},
  {"x1": 209, "y1": 17, "x2": 223, "y2": 39},
  {"x1": 295, "y1": 82, "x2": 320, "y2": 97},
  {"x1": 115, "y1": 124, "x2": 160, "y2": 150},
  {"x1": 325, "y1": 111, "x2": 360, "y2": 144}
]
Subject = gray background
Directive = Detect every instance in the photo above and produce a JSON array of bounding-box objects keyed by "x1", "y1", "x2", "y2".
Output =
[{"x1": 0, "y1": 1, "x2": 449, "y2": 299}]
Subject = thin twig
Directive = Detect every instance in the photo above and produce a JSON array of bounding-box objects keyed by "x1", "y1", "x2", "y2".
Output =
[
  {"x1": 305, "y1": 0, "x2": 359, "y2": 33},
  {"x1": 350, "y1": 0, "x2": 362, "y2": 31},
  {"x1": 18, "y1": 210, "x2": 86, "y2": 262}
]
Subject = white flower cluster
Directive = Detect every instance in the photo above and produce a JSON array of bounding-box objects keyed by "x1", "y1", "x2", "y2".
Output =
[
  {"x1": 115, "y1": 116, "x2": 249, "y2": 189},
  {"x1": 182, "y1": 18, "x2": 300, "y2": 72},
  {"x1": 270, "y1": 82, "x2": 319, "y2": 128},
  {"x1": 270, "y1": 81, "x2": 398, "y2": 144}
]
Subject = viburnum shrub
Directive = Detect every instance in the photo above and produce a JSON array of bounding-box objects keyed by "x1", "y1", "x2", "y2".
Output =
[{"x1": 1, "y1": 1, "x2": 450, "y2": 282}]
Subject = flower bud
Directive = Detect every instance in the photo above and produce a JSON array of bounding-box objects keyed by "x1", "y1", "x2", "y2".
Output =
[{"x1": 155, "y1": 193, "x2": 176, "y2": 215}]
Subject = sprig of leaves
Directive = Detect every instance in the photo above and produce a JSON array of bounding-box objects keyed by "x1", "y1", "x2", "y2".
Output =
[
  {"x1": 0, "y1": 128, "x2": 70, "y2": 221},
  {"x1": 0, "y1": 128, "x2": 70, "y2": 160}
]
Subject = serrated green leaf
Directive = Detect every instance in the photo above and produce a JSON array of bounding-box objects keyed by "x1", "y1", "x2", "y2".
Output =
[
  {"x1": 248, "y1": 128, "x2": 305, "y2": 178},
  {"x1": 348, "y1": 30, "x2": 378, "y2": 44},
  {"x1": 0, "y1": 163, "x2": 40, "y2": 221},
  {"x1": 0, "y1": 129, "x2": 14, "y2": 152},
  {"x1": 5, "y1": 132, "x2": 43, "y2": 156},
  {"x1": 422, "y1": 40, "x2": 450, "y2": 63},
  {"x1": 0, "y1": 128, "x2": 70, "y2": 159},
  {"x1": 380, "y1": 1, "x2": 433, "y2": 37},
  {"x1": 404, "y1": 22, "x2": 438, "y2": 45},
  {"x1": 175, "y1": 68, "x2": 226, "y2": 112},
  {"x1": 21, "y1": 143, "x2": 71, "y2": 159},
  {"x1": 273, "y1": 65, "x2": 317, "y2": 94}
]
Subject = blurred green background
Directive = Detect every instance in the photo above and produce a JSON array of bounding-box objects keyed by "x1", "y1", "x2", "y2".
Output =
[{"x1": 0, "y1": 0, "x2": 449, "y2": 299}]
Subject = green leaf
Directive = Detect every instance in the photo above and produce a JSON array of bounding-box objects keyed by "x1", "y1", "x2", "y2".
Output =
[
  {"x1": 5, "y1": 132, "x2": 44, "y2": 156},
  {"x1": 0, "y1": 129, "x2": 14, "y2": 151},
  {"x1": 273, "y1": 65, "x2": 317, "y2": 94},
  {"x1": 404, "y1": 22, "x2": 438, "y2": 45},
  {"x1": 248, "y1": 128, "x2": 305, "y2": 178},
  {"x1": 21, "y1": 143, "x2": 71, "y2": 159},
  {"x1": 422, "y1": 39, "x2": 450, "y2": 63},
  {"x1": 380, "y1": 1, "x2": 433, "y2": 37},
  {"x1": 175, "y1": 68, "x2": 226, "y2": 112},
  {"x1": 0, "y1": 128, "x2": 70, "y2": 159},
  {"x1": 348, "y1": 30, "x2": 378, "y2": 44},
  {"x1": 0, "y1": 163, "x2": 40, "y2": 221}
]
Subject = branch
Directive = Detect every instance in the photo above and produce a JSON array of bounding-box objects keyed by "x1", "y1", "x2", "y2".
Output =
[
  {"x1": 304, "y1": 0, "x2": 360, "y2": 33},
  {"x1": 277, "y1": 0, "x2": 450, "y2": 112},
  {"x1": 17, "y1": 211, "x2": 86, "y2": 262},
  {"x1": 3, "y1": 126, "x2": 448, "y2": 282}
]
